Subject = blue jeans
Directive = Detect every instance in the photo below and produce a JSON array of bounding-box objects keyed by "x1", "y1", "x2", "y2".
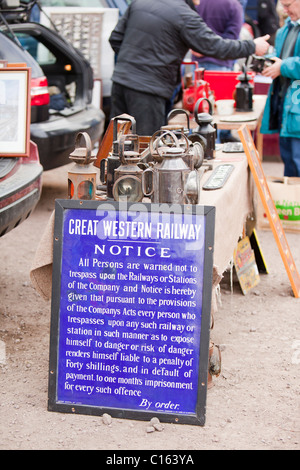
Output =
[{"x1": 279, "y1": 136, "x2": 300, "y2": 177}]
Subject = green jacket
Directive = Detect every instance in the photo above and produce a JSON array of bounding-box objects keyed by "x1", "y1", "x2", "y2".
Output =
[{"x1": 261, "y1": 18, "x2": 300, "y2": 138}]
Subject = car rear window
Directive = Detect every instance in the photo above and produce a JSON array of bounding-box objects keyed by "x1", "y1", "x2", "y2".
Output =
[
  {"x1": 0, "y1": 32, "x2": 44, "y2": 78},
  {"x1": 13, "y1": 32, "x2": 57, "y2": 66}
]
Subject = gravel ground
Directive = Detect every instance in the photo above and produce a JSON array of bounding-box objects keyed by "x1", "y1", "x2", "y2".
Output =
[{"x1": 0, "y1": 160, "x2": 299, "y2": 450}]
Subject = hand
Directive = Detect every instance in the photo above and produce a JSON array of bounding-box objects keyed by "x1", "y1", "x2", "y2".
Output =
[
  {"x1": 262, "y1": 56, "x2": 282, "y2": 79},
  {"x1": 253, "y1": 34, "x2": 270, "y2": 56}
]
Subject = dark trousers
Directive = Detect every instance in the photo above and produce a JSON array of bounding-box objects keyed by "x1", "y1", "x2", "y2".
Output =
[
  {"x1": 279, "y1": 136, "x2": 300, "y2": 177},
  {"x1": 110, "y1": 82, "x2": 167, "y2": 135},
  {"x1": 277, "y1": 91, "x2": 300, "y2": 177}
]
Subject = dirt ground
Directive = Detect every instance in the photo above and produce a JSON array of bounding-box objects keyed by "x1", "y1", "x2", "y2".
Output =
[{"x1": 0, "y1": 160, "x2": 299, "y2": 451}]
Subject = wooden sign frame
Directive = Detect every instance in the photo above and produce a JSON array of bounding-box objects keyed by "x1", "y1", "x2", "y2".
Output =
[
  {"x1": 48, "y1": 199, "x2": 215, "y2": 425},
  {"x1": 238, "y1": 124, "x2": 300, "y2": 298}
]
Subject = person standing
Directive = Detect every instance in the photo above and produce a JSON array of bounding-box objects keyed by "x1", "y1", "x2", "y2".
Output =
[
  {"x1": 260, "y1": 0, "x2": 300, "y2": 176},
  {"x1": 190, "y1": 0, "x2": 244, "y2": 142},
  {"x1": 257, "y1": 0, "x2": 280, "y2": 44},
  {"x1": 109, "y1": 0, "x2": 270, "y2": 135}
]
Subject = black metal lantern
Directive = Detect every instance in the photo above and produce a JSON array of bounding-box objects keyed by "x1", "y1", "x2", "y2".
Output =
[
  {"x1": 235, "y1": 65, "x2": 254, "y2": 112},
  {"x1": 193, "y1": 97, "x2": 216, "y2": 160},
  {"x1": 100, "y1": 115, "x2": 136, "y2": 199}
]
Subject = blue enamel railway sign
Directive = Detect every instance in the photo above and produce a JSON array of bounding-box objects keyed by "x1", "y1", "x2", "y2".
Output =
[{"x1": 48, "y1": 200, "x2": 215, "y2": 426}]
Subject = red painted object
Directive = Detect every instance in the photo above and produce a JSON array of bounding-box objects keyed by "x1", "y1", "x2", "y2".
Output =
[
  {"x1": 203, "y1": 70, "x2": 255, "y2": 101},
  {"x1": 181, "y1": 62, "x2": 213, "y2": 113}
]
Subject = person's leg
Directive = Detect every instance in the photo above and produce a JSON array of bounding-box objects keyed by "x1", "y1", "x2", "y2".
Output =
[
  {"x1": 290, "y1": 137, "x2": 300, "y2": 177},
  {"x1": 110, "y1": 82, "x2": 128, "y2": 119},
  {"x1": 110, "y1": 83, "x2": 166, "y2": 135},
  {"x1": 125, "y1": 88, "x2": 167, "y2": 135},
  {"x1": 279, "y1": 136, "x2": 300, "y2": 177}
]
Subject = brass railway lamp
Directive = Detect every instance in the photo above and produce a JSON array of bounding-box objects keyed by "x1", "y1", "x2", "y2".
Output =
[
  {"x1": 142, "y1": 130, "x2": 200, "y2": 205},
  {"x1": 100, "y1": 115, "x2": 136, "y2": 199},
  {"x1": 68, "y1": 132, "x2": 97, "y2": 200},
  {"x1": 164, "y1": 108, "x2": 205, "y2": 170}
]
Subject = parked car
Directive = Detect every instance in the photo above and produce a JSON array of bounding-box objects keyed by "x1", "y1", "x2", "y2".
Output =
[
  {"x1": 39, "y1": 0, "x2": 130, "y2": 125},
  {"x1": 0, "y1": 140, "x2": 43, "y2": 237},
  {"x1": 0, "y1": 0, "x2": 105, "y2": 170}
]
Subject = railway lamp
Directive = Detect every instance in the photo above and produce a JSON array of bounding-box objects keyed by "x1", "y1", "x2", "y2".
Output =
[{"x1": 68, "y1": 132, "x2": 97, "y2": 200}]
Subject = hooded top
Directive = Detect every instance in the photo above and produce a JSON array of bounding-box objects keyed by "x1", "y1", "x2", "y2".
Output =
[{"x1": 192, "y1": 0, "x2": 243, "y2": 69}]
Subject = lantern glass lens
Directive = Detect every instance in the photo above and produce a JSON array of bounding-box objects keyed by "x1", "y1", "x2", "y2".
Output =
[{"x1": 78, "y1": 180, "x2": 94, "y2": 200}]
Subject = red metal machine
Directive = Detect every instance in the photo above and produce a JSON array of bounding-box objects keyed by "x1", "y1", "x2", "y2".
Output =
[{"x1": 181, "y1": 61, "x2": 214, "y2": 114}]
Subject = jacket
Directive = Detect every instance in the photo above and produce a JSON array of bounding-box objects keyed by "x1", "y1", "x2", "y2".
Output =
[
  {"x1": 109, "y1": 0, "x2": 256, "y2": 99},
  {"x1": 192, "y1": 0, "x2": 243, "y2": 69},
  {"x1": 261, "y1": 18, "x2": 300, "y2": 138},
  {"x1": 258, "y1": 0, "x2": 279, "y2": 37}
]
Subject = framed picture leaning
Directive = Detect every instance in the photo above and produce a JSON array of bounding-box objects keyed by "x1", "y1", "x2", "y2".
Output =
[{"x1": 0, "y1": 66, "x2": 31, "y2": 157}]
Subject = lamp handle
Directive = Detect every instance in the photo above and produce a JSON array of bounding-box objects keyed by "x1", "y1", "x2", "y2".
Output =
[
  {"x1": 118, "y1": 134, "x2": 139, "y2": 165},
  {"x1": 142, "y1": 168, "x2": 154, "y2": 197},
  {"x1": 166, "y1": 108, "x2": 190, "y2": 131},
  {"x1": 72, "y1": 132, "x2": 93, "y2": 164},
  {"x1": 194, "y1": 97, "x2": 212, "y2": 122},
  {"x1": 112, "y1": 114, "x2": 136, "y2": 142},
  {"x1": 149, "y1": 129, "x2": 180, "y2": 159}
]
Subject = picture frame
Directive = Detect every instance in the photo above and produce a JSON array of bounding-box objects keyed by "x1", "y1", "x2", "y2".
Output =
[
  {"x1": 238, "y1": 124, "x2": 300, "y2": 298},
  {"x1": 0, "y1": 67, "x2": 31, "y2": 157}
]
